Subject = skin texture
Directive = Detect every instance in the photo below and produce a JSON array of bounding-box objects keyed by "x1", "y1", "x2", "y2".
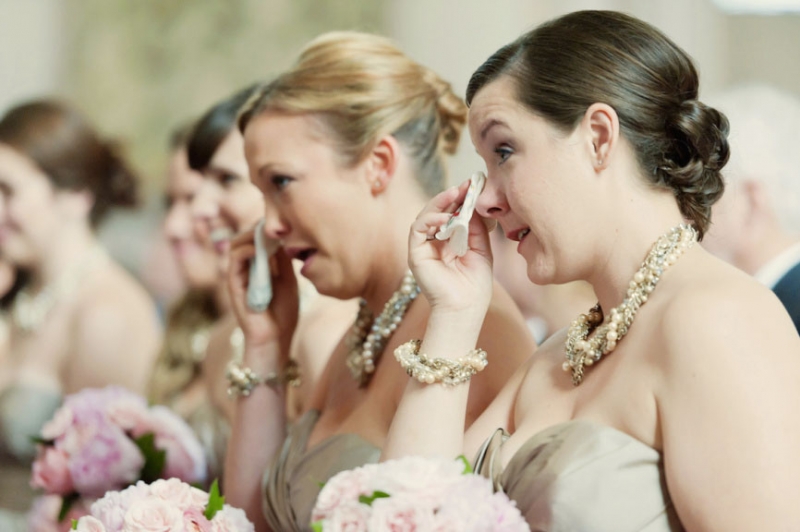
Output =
[
  {"x1": 383, "y1": 76, "x2": 800, "y2": 531},
  {"x1": 222, "y1": 110, "x2": 535, "y2": 531},
  {"x1": 163, "y1": 147, "x2": 219, "y2": 290},
  {"x1": 0, "y1": 143, "x2": 160, "y2": 396}
]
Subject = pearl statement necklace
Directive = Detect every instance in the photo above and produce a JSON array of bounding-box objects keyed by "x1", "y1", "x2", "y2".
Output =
[
  {"x1": 10, "y1": 244, "x2": 108, "y2": 334},
  {"x1": 346, "y1": 271, "x2": 420, "y2": 387},
  {"x1": 564, "y1": 224, "x2": 698, "y2": 386}
]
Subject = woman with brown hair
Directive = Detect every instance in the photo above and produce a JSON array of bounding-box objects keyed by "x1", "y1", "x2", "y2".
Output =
[
  {"x1": 146, "y1": 124, "x2": 226, "y2": 482},
  {"x1": 383, "y1": 10, "x2": 800, "y2": 530},
  {"x1": 0, "y1": 100, "x2": 160, "y2": 521},
  {"x1": 225, "y1": 32, "x2": 535, "y2": 531}
]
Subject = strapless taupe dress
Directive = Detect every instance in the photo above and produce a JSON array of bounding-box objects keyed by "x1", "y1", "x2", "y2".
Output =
[
  {"x1": 475, "y1": 420, "x2": 684, "y2": 531},
  {"x1": 262, "y1": 410, "x2": 381, "y2": 531}
]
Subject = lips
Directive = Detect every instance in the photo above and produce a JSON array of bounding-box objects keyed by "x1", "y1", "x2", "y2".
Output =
[
  {"x1": 208, "y1": 227, "x2": 234, "y2": 254},
  {"x1": 505, "y1": 227, "x2": 531, "y2": 242}
]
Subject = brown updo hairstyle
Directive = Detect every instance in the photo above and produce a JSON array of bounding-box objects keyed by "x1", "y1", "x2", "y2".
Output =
[
  {"x1": 0, "y1": 100, "x2": 138, "y2": 227},
  {"x1": 466, "y1": 11, "x2": 729, "y2": 239},
  {"x1": 239, "y1": 32, "x2": 467, "y2": 197}
]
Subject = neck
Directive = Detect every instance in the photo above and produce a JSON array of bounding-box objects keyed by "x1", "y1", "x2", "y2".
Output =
[
  {"x1": 585, "y1": 194, "x2": 687, "y2": 315},
  {"x1": 361, "y1": 186, "x2": 427, "y2": 314},
  {"x1": 30, "y1": 224, "x2": 99, "y2": 290}
]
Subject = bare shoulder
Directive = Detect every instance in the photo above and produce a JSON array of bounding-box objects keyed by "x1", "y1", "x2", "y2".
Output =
[
  {"x1": 67, "y1": 260, "x2": 161, "y2": 393},
  {"x1": 657, "y1": 254, "x2": 800, "y2": 378},
  {"x1": 77, "y1": 260, "x2": 160, "y2": 329}
]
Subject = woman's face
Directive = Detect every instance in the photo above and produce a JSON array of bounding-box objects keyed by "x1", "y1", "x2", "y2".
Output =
[
  {"x1": 164, "y1": 148, "x2": 218, "y2": 288},
  {"x1": 191, "y1": 130, "x2": 264, "y2": 276},
  {"x1": 0, "y1": 144, "x2": 64, "y2": 267},
  {"x1": 243, "y1": 111, "x2": 377, "y2": 299},
  {"x1": 470, "y1": 76, "x2": 595, "y2": 286}
]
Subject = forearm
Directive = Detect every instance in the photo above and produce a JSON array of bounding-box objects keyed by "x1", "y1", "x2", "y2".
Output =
[
  {"x1": 382, "y1": 311, "x2": 483, "y2": 461},
  {"x1": 223, "y1": 341, "x2": 288, "y2": 532}
]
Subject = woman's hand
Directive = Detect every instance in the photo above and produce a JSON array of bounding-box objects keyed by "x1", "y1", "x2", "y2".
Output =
[
  {"x1": 227, "y1": 227, "x2": 299, "y2": 353},
  {"x1": 409, "y1": 181, "x2": 494, "y2": 319}
]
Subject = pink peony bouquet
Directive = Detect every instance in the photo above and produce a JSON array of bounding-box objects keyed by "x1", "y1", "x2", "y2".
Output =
[
  {"x1": 72, "y1": 478, "x2": 254, "y2": 532},
  {"x1": 310, "y1": 456, "x2": 530, "y2": 532},
  {"x1": 30, "y1": 386, "x2": 207, "y2": 520},
  {"x1": 27, "y1": 495, "x2": 92, "y2": 532}
]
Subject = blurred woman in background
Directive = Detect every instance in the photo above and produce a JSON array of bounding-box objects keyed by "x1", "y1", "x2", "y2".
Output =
[
  {"x1": 146, "y1": 123, "x2": 227, "y2": 482},
  {"x1": 0, "y1": 100, "x2": 160, "y2": 520}
]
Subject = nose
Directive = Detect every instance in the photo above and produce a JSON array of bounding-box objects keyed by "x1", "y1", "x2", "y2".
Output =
[
  {"x1": 261, "y1": 196, "x2": 289, "y2": 240},
  {"x1": 164, "y1": 201, "x2": 190, "y2": 241},
  {"x1": 475, "y1": 175, "x2": 508, "y2": 219},
  {"x1": 190, "y1": 178, "x2": 220, "y2": 223}
]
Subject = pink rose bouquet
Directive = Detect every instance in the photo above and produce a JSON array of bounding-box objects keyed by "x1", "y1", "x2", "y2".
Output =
[
  {"x1": 72, "y1": 478, "x2": 254, "y2": 532},
  {"x1": 30, "y1": 386, "x2": 207, "y2": 520},
  {"x1": 310, "y1": 456, "x2": 530, "y2": 532}
]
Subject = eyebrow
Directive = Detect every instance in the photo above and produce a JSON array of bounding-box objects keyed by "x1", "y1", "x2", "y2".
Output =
[{"x1": 480, "y1": 118, "x2": 508, "y2": 141}]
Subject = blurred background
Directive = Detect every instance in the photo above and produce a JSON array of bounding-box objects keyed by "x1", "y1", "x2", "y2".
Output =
[{"x1": 2, "y1": 0, "x2": 799, "y2": 303}]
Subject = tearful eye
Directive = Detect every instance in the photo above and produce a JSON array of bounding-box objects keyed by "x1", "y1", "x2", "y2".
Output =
[
  {"x1": 494, "y1": 146, "x2": 513, "y2": 164},
  {"x1": 271, "y1": 175, "x2": 293, "y2": 190},
  {"x1": 219, "y1": 172, "x2": 239, "y2": 186}
]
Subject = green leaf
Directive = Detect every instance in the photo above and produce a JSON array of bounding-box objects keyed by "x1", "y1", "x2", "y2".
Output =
[
  {"x1": 457, "y1": 455, "x2": 473, "y2": 475},
  {"x1": 58, "y1": 493, "x2": 79, "y2": 523},
  {"x1": 29, "y1": 435, "x2": 55, "y2": 446},
  {"x1": 134, "y1": 432, "x2": 166, "y2": 483},
  {"x1": 204, "y1": 479, "x2": 225, "y2": 520},
  {"x1": 311, "y1": 521, "x2": 324, "y2": 532},
  {"x1": 358, "y1": 490, "x2": 390, "y2": 506},
  {"x1": 71, "y1": 518, "x2": 78, "y2": 530}
]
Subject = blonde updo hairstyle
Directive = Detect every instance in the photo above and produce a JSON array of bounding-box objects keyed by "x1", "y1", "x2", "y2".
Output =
[{"x1": 239, "y1": 32, "x2": 467, "y2": 197}]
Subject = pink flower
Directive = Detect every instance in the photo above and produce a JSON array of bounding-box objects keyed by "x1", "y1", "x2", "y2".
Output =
[
  {"x1": 68, "y1": 418, "x2": 144, "y2": 497},
  {"x1": 41, "y1": 406, "x2": 74, "y2": 441},
  {"x1": 28, "y1": 495, "x2": 92, "y2": 532},
  {"x1": 367, "y1": 496, "x2": 436, "y2": 532},
  {"x1": 312, "y1": 467, "x2": 373, "y2": 521},
  {"x1": 369, "y1": 456, "x2": 463, "y2": 508},
  {"x1": 75, "y1": 516, "x2": 108, "y2": 532},
  {"x1": 90, "y1": 482, "x2": 152, "y2": 532},
  {"x1": 147, "y1": 406, "x2": 207, "y2": 484},
  {"x1": 121, "y1": 497, "x2": 185, "y2": 532},
  {"x1": 184, "y1": 507, "x2": 213, "y2": 532},
  {"x1": 210, "y1": 506, "x2": 255, "y2": 532},
  {"x1": 149, "y1": 478, "x2": 206, "y2": 511},
  {"x1": 31, "y1": 447, "x2": 74, "y2": 495},
  {"x1": 107, "y1": 398, "x2": 151, "y2": 434},
  {"x1": 319, "y1": 504, "x2": 371, "y2": 532}
]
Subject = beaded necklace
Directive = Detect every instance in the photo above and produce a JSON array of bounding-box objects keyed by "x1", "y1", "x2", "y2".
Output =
[
  {"x1": 10, "y1": 244, "x2": 108, "y2": 335},
  {"x1": 564, "y1": 224, "x2": 698, "y2": 386},
  {"x1": 346, "y1": 270, "x2": 420, "y2": 387}
]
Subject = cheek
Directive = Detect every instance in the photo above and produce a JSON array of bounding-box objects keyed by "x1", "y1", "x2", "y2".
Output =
[{"x1": 223, "y1": 187, "x2": 264, "y2": 229}]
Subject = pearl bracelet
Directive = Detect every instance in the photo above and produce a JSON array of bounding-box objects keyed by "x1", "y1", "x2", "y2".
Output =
[
  {"x1": 225, "y1": 359, "x2": 301, "y2": 398},
  {"x1": 394, "y1": 339, "x2": 488, "y2": 386}
]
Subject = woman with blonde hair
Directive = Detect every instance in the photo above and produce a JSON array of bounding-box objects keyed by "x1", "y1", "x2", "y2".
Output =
[
  {"x1": 225, "y1": 31, "x2": 534, "y2": 530},
  {"x1": 383, "y1": 10, "x2": 800, "y2": 530}
]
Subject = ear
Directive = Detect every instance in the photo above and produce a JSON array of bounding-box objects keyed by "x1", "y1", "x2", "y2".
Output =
[
  {"x1": 365, "y1": 135, "x2": 400, "y2": 195},
  {"x1": 740, "y1": 179, "x2": 773, "y2": 225},
  {"x1": 55, "y1": 189, "x2": 94, "y2": 222},
  {"x1": 583, "y1": 103, "x2": 619, "y2": 172}
]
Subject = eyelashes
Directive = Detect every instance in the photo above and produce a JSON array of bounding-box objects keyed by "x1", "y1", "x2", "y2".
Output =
[{"x1": 494, "y1": 145, "x2": 513, "y2": 164}]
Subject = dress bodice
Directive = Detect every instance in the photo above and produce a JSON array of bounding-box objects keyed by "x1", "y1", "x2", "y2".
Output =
[
  {"x1": 262, "y1": 410, "x2": 381, "y2": 531},
  {"x1": 475, "y1": 420, "x2": 684, "y2": 532}
]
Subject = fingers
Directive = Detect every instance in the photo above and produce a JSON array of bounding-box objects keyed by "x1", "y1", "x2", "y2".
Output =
[
  {"x1": 409, "y1": 211, "x2": 453, "y2": 248},
  {"x1": 421, "y1": 180, "x2": 470, "y2": 217}
]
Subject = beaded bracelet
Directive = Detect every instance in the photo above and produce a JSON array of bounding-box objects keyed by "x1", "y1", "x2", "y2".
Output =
[
  {"x1": 225, "y1": 359, "x2": 301, "y2": 398},
  {"x1": 394, "y1": 339, "x2": 488, "y2": 386}
]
